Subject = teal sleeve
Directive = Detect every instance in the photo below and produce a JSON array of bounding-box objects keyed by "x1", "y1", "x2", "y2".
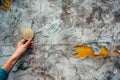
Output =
[{"x1": 0, "y1": 68, "x2": 9, "y2": 80}]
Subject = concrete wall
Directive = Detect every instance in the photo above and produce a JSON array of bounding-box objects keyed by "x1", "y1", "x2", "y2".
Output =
[{"x1": 0, "y1": 0, "x2": 120, "y2": 80}]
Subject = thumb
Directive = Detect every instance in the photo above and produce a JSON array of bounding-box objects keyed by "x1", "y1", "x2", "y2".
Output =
[
  {"x1": 21, "y1": 39, "x2": 26, "y2": 42},
  {"x1": 20, "y1": 39, "x2": 26, "y2": 44},
  {"x1": 24, "y1": 39, "x2": 32, "y2": 47}
]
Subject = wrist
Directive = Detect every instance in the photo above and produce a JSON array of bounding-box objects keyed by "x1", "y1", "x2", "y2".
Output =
[
  {"x1": 10, "y1": 56, "x2": 19, "y2": 62},
  {"x1": 10, "y1": 52, "x2": 21, "y2": 61},
  {"x1": 12, "y1": 51, "x2": 23, "y2": 59},
  {"x1": 1, "y1": 53, "x2": 19, "y2": 73}
]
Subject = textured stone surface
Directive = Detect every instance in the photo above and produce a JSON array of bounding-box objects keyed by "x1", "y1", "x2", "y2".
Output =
[{"x1": 0, "y1": 0, "x2": 120, "y2": 80}]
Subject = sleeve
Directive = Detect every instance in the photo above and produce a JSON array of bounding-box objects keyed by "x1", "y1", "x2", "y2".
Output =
[{"x1": 0, "y1": 68, "x2": 9, "y2": 80}]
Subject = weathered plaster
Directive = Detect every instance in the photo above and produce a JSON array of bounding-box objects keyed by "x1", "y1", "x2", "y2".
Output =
[{"x1": 0, "y1": 0, "x2": 120, "y2": 80}]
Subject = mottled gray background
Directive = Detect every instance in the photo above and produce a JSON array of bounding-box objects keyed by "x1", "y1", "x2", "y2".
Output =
[{"x1": 0, "y1": 0, "x2": 120, "y2": 80}]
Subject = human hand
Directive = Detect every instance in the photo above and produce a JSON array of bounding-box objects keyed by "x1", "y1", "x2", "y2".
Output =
[
  {"x1": 12, "y1": 39, "x2": 34, "y2": 59},
  {"x1": 1, "y1": 39, "x2": 34, "y2": 72}
]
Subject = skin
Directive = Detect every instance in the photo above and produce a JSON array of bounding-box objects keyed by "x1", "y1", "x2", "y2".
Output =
[{"x1": 1, "y1": 39, "x2": 34, "y2": 73}]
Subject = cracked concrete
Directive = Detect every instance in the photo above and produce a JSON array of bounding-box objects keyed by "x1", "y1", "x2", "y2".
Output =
[{"x1": 0, "y1": 0, "x2": 120, "y2": 80}]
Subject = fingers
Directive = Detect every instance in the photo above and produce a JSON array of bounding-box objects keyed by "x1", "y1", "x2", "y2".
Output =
[
  {"x1": 28, "y1": 41, "x2": 34, "y2": 48},
  {"x1": 24, "y1": 39, "x2": 32, "y2": 47},
  {"x1": 28, "y1": 43, "x2": 34, "y2": 48},
  {"x1": 30, "y1": 41, "x2": 34, "y2": 44}
]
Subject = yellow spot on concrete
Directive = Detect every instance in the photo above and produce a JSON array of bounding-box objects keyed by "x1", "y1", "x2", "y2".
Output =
[
  {"x1": 114, "y1": 50, "x2": 120, "y2": 55},
  {"x1": 73, "y1": 45, "x2": 94, "y2": 59},
  {"x1": 96, "y1": 46, "x2": 110, "y2": 58},
  {"x1": 0, "y1": 0, "x2": 11, "y2": 10},
  {"x1": 73, "y1": 45, "x2": 110, "y2": 59}
]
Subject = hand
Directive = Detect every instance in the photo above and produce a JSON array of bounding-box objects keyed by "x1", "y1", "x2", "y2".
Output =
[
  {"x1": 13, "y1": 39, "x2": 34, "y2": 59},
  {"x1": 2, "y1": 39, "x2": 34, "y2": 72}
]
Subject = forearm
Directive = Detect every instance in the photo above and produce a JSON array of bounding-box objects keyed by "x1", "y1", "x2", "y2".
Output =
[
  {"x1": 1, "y1": 39, "x2": 33, "y2": 73},
  {"x1": 1, "y1": 52, "x2": 20, "y2": 73}
]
